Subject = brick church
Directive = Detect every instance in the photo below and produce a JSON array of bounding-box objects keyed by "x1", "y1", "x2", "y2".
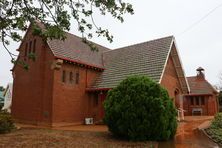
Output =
[{"x1": 11, "y1": 24, "x2": 219, "y2": 126}]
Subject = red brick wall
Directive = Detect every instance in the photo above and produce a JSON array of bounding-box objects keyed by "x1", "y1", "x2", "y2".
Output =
[
  {"x1": 52, "y1": 62, "x2": 101, "y2": 125},
  {"x1": 207, "y1": 95, "x2": 218, "y2": 115},
  {"x1": 183, "y1": 95, "x2": 218, "y2": 116},
  {"x1": 11, "y1": 26, "x2": 54, "y2": 126},
  {"x1": 160, "y1": 54, "x2": 182, "y2": 103},
  {"x1": 11, "y1": 26, "x2": 103, "y2": 126}
]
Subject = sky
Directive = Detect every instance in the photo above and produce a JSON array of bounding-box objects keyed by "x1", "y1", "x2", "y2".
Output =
[{"x1": 0, "y1": 0, "x2": 222, "y2": 88}]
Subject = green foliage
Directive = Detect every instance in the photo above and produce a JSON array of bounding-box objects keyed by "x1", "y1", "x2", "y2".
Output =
[
  {"x1": 0, "y1": 0, "x2": 134, "y2": 69},
  {"x1": 0, "y1": 0, "x2": 134, "y2": 56},
  {"x1": 218, "y1": 91, "x2": 222, "y2": 106},
  {"x1": 0, "y1": 110, "x2": 15, "y2": 134},
  {"x1": 205, "y1": 113, "x2": 222, "y2": 145},
  {"x1": 104, "y1": 75, "x2": 177, "y2": 141},
  {"x1": 210, "y1": 113, "x2": 222, "y2": 129},
  {"x1": 0, "y1": 86, "x2": 5, "y2": 92},
  {"x1": 205, "y1": 128, "x2": 222, "y2": 145}
]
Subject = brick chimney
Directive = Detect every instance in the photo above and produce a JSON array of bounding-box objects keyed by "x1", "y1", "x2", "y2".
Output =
[{"x1": 196, "y1": 67, "x2": 205, "y2": 79}]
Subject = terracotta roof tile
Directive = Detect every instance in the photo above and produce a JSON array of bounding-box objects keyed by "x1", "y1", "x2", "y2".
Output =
[
  {"x1": 91, "y1": 36, "x2": 174, "y2": 88},
  {"x1": 187, "y1": 76, "x2": 217, "y2": 94},
  {"x1": 47, "y1": 33, "x2": 110, "y2": 68}
]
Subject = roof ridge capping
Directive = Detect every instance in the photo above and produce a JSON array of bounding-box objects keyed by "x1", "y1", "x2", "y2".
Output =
[
  {"x1": 104, "y1": 35, "x2": 174, "y2": 53},
  {"x1": 31, "y1": 20, "x2": 111, "y2": 51}
]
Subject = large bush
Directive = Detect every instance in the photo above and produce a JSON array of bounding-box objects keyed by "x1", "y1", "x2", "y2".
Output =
[
  {"x1": 0, "y1": 110, "x2": 15, "y2": 134},
  {"x1": 104, "y1": 75, "x2": 177, "y2": 141}
]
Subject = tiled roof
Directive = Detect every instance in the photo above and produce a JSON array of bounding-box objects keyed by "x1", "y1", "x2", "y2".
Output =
[
  {"x1": 90, "y1": 36, "x2": 174, "y2": 88},
  {"x1": 47, "y1": 33, "x2": 110, "y2": 68},
  {"x1": 34, "y1": 21, "x2": 110, "y2": 68},
  {"x1": 187, "y1": 76, "x2": 217, "y2": 94}
]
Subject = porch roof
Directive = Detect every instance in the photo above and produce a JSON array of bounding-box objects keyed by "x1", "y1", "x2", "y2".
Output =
[{"x1": 187, "y1": 76, "x2": 218, "y2": 95}]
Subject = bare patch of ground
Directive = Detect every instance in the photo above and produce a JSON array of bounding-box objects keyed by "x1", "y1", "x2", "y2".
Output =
[{"x1": 0, "y1": 128, "x2": 157, "y2": 148}]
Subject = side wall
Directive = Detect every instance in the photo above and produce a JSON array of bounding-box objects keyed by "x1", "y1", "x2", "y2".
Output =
[
  {"x1": 11, "y1": 27, "x2": 54, "y2": 126},
  {"x1": 51, "y1": 62, "x2": 101, "y2": 126}
]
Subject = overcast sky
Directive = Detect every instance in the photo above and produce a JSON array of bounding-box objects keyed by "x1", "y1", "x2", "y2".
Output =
[{"x1": 0, "y1": 0, "x2": 222, "y2": 88}]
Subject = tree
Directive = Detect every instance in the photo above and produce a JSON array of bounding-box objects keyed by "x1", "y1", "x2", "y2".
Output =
[
  {"x1": 103, "y1": 75, "x2": 177, "y2": 141},
  {"x1": 219, "y1": 91, "x2": 222, "y2": 106},
  {"x1": 219, "y1": 72, "x2": 222, "y2": 91},
  {"x1": 0, "y1": 0, "x2": 134, "y2": 62},
  {"x1": 0, "y1": 86, "x2": 5, "y2": 92}
]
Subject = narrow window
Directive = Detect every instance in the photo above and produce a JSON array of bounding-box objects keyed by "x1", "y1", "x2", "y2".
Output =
[
  {"x1": 201, "y1": 96, "x2": 205, "y2": 105},
  {"x1": 196, "y1": 96, "x2": 199, "y2": 105},
  {"x1": 62, "y1": 70, "x2": 66, "y2": 83},
  {"x1": 29, "y1": 41, "x2": 32, "y2": 54},
  {"x1": 190, "y1": 97, "x2": 194, "y2": 105},
  {"x1": 69, "y1": 72, "x2": 73, "y2": 83},
  {"x1": 33, "y1": 39, "x2": 36, "y2": 53},
  {"x1": 76, "y1": 72, "x2": 79, "y2": 84}
]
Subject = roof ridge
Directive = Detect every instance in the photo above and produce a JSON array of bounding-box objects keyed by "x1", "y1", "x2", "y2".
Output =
[
  {"x1": 205, "y1": 79, "x2": 218, "y2": 93},
  {"x1": 103, "y1": 35, "x2": 174, "y2": 54},
  {"x1": 187, "y1": 76, "x2": 196, "y2": 78},
  {"x1": 64, "y1": 32, "x2": 111, "y2": 50},
  {"x1": 35, "y1": 21, "x2": 111, "y2": 51}
]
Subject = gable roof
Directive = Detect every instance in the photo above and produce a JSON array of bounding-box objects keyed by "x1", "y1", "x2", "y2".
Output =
[
  {"x1": 17, "y1": 22, "x2": 110, "y2": 69},
  {"x1": 187, "y1": 77, "x2": 218, "y2": 95},
  {"x1": 47, "y1": 33, "x2": 110, "y2": 69},
  {"x1": 90, "y1": 36, "x2": 188, "y2": 90},
  {"x1": 14, "y1": 22, "x2": 110, "y2": 71}
]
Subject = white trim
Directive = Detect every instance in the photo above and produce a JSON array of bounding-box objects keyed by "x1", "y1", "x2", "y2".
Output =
[
  {"x1": 159, "y1": 37, "x2": 174, "y2": 84},
  {"x1": 172, "y1": 38, "x2": 190, "y2": 93},
  {"x1": 159, "y1": 37, "x2": 190, "y2": 93}
]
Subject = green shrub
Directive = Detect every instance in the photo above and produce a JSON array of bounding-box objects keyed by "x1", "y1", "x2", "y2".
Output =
[
  {"x1": 211, "y1": 113, "x2": 222, "y2": 129},
  {"x1": 0, "y1": 110, "x2": 15, "y2": 134},
  {"x1": 104, "y1": 75, "x2": 177, "y2": 141},
  {"x1": 205, "y1": 113, "x2": 222, "y2": 145},
  {"x1": 218, "y1": 91, "x2": 222, "y2": 106}
]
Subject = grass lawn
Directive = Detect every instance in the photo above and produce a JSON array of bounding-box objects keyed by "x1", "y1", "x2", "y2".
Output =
[
  {"x1": 0, "y1": 128, "x2": 157, "y2": 148},
  {"x1": 205, "y1": 127, "x2": 222, "y2": 146}
]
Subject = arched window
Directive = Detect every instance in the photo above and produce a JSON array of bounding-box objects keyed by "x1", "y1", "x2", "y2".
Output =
[{"x1": 174, "y1": 89, "x2": 180, "y2": 108}]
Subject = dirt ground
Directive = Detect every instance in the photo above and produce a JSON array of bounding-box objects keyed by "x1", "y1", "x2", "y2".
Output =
[
  {"x1": 0, "y1": 116, "x2": 215, "y2": 148},
  {"x1": 0, "y1": 128, "x2": 157, "y2": 148}
]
